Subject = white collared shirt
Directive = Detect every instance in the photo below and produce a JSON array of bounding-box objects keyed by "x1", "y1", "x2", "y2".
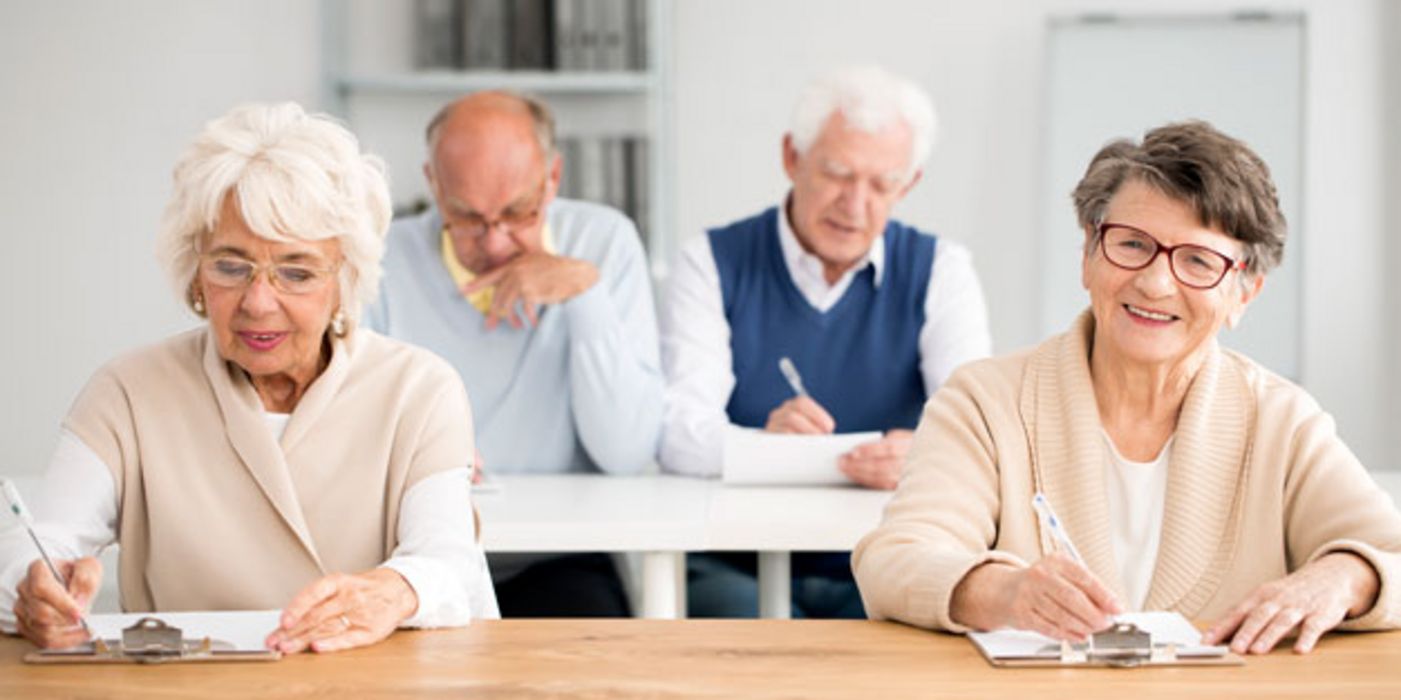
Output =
[
  {"x1": 659, "y1": 202, "x2": 993, "y2": 477},
  {"x1": 774, "y1": 203, "x2": 887, "y2": 312}
]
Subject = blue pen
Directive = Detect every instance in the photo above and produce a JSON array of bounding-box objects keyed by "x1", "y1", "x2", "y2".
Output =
[
  {"x1": 1, "y1": 478, "x2": 92, "y2": 634},
  {"x1": 1031, "y1": 492, "x2": 1086, "y2": 566}
]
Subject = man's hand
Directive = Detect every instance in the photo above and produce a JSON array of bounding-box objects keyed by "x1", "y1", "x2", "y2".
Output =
[
  {"x1": 838, "y1": 429, "x2": 913, "y2": 490},
  {"x1": 13, "y1": 557, "x2": 101, "y2": 649},
  {"x1": 464, "y1": 252, "x2": 599, "y2": 330},
  {"x1": 265, "y1": 568, "x2": 419, "y2": 654},
  {"x1": 1202, "y1": 552, "x2": 1380, "y2": 654},
  {"x1": 765, "y1": 396, "x2": 836, "y2": 434}
]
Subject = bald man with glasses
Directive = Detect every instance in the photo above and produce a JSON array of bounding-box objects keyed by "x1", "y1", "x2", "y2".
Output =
[{"x1": 366, "y1": 91, "x2": 664, "y2": 617}]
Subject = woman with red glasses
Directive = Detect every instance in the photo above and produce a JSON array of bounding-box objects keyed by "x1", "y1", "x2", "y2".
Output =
[{"x1": 854, "y1": 121, "x2": 1401, "y2": 655}]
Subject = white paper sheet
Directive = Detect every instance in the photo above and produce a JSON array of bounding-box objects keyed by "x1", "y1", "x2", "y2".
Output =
[
  {"x1": 722, "y1": 428, "x2": 882, "y2": 486},
  {"x1": 87, "y1": 610, "x2": 282, "y2": 651},
  {"x1": 969, "y1": 611, "x2": 1228, "y2": 660}
]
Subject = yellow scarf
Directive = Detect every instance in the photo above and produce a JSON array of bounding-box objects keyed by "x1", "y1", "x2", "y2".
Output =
[{"x1": 440, "y1": 224, "x2": 556, "y2": 314}]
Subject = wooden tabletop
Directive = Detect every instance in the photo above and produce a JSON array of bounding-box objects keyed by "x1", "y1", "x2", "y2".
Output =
[{"x1": 4, "y1": 619, "x2": 1400, "y2": 699}]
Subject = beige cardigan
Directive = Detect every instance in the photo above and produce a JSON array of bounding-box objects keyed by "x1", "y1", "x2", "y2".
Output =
[
  {"x1": 853, "y1": 312, "x2": 1401, "y2": 632},
  {"x1": 63, "y1": 326, "x2": 474, "y2": 613}
]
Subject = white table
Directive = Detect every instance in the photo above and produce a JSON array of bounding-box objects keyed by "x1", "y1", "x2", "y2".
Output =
[{"x1": 477, "y1": 474, "x2": 890, "y2": 619}]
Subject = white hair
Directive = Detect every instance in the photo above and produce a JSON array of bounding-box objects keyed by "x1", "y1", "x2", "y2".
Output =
[
  {"x1": 789, "y1": 66, "x2": 938, "y2": 178},
  {"x1": 155, "y1": 102, "x2": 391, "y2": 324}
]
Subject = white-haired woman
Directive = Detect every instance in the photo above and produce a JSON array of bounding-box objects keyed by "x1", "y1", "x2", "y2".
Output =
[{"x1": 0, "y1": 103, "x2": 498, "y2": 653}]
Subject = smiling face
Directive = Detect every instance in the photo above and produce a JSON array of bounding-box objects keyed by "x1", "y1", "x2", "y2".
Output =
[
  {"x1": 1082, "y1": 178, "x2": 1262, "y2": 371},
  {"x1": 197, "y1": 198, "x2": 342, "y2": 386},
  {"x1": 783, "y1": 112, "x2": 919, "y2": 282}
]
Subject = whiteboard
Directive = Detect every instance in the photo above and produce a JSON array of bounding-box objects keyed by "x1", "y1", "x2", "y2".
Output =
[{"x1": 1038, "y1": 14, "x2": 1304, "y2": 379}]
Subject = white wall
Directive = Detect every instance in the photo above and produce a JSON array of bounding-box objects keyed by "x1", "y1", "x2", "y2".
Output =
[
  {"x1": 0, "y1": 0, "x2": 320, "y2": 477},
  {"x1": 671, "y1": 0, "x2": 1397, "y2": 470},
  {"x1": 1387, "y1": 1, "x2": 1401, "y2": 471}
]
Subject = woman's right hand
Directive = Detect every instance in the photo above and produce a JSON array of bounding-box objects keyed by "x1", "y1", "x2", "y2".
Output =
[
  {"x1": 951, "y1": 553, "x2": 1122, "y2": 641},
  {"x1": 13, "y1": 557, "x2": 101, "y2": 649}
]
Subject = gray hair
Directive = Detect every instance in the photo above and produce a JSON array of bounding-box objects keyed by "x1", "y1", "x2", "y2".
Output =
[
  {"x1": 789, "y1": 65, "x2": 938, "y2": 179},
  {"x1": 424, "y1": 90, "x2": 557, "y2": 159},
  {"x1": 155, "y1": 102, "x2": 392, "y2": 323}
]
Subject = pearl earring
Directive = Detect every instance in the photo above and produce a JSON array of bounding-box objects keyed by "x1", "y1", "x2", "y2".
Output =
[
  {"x1": 192, "y1": 294, "x2": 206, "y2": 315},
  {"x1": 331, "y1": 308, "x2": 347, "y2": 337}
]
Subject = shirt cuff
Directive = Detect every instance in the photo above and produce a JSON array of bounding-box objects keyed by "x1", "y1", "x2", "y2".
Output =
[{"x1": 381, "y1": 556, "x2": 474, "y2": 629}]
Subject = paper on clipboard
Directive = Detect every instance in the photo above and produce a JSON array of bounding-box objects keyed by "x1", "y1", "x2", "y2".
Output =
[
  {"x1": 87, "y1": 610, "x2": 281, "y2": 651},
  {"x1": 26, "y1": 610, "x2": 283, "y2": 664},
  {"x1": 722, "y1": 428, "x2": 882, "y2": 486},
  {"x1": 969, "y1": 611, "x2": 1233, "y2": 665}
]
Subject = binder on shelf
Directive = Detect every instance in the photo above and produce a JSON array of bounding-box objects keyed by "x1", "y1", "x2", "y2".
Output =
[
  {"x1": 462, "y1": 0, "x2": 509, "y2": 69},
  {"x1": 414, "y1": 0, "x2": 462, "y2": 69},
  {"x1": 509, "y1": 0, "x2": 554, "y2": 69},
  {"x1": 596, "y1": 0, "x2": 629, "y2": 71},
  {"x1": 553, "y1": 0, "x2": 581, "y2": 70},
  {"x1": 627, "y1": 0, "x2": 648, "y2": 70}
]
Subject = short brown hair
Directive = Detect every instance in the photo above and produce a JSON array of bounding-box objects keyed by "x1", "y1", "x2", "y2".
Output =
[{"x1": 1072, "y1": 120, "x2": 1286, "y2": 276}]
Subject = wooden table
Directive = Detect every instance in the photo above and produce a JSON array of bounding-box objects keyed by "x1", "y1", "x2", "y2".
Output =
[{"x1": 4, "y1": 620, "x2": 1399, "y2": 698}]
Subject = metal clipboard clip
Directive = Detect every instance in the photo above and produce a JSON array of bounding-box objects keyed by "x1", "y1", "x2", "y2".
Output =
[
  {"x1": 25, "y1": 617, "x2": 280, "y2": 664},
  {"x1": 1058, "y1": 621, "x2": 1180, "y2": 668}
]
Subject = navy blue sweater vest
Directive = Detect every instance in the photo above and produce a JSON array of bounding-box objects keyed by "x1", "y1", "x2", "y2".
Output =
[{"x1": 707, "y1": 207, "x2": 936, "y2": 581}]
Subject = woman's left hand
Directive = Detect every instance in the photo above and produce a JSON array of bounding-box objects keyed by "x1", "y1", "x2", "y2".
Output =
[
  {"x1": 265, "y1": 568, "x2": 418, "y2": 654},
  {"x1": 1202, "y1": 552, "x2": 1380, "y2": 654}
]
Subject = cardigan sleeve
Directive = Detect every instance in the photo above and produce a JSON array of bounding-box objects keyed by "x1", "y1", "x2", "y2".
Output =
[
  {"x1": 1281, "y1": 408, "x2": 1401, "y2": 631},
  {"x1": 852, "y1": 363, "x2": 1028, "y2": 632}
]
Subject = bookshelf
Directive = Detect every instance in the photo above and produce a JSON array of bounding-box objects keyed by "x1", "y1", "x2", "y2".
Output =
[{"x1": 319, "y1": 0, "x2": 674, "y2": 276}]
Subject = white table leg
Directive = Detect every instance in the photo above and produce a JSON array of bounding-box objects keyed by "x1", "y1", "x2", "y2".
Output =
[
  {"x1": 640, "y1": 551, "x2": 682, "y2": 619},
  {"x1": 758, "y1": 551, "x2": 791, "y2": 619}
]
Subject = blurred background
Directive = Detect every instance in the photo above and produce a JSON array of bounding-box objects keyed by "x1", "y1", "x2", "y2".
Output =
[{"x1": 1, "y1": 0, "x2": 1398, "y2": 483}]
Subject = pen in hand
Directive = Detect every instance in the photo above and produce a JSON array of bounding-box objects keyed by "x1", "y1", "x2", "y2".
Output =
[
  {"x1": 1, "y1": 478, "x2": 93, "y2": 634},
  {"x1": 778, "y1": 356, "x2": 808, "y2": 397},
  {"x1": 1031, "y1": 492, "x2": 1086, "y2": 566}
]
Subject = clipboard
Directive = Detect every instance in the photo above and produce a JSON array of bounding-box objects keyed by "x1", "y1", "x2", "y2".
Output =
[
  {"x1": 969, "y1": 612, "x2": 1242, "y2": 668},
  {"x1": 24, "y1": 616, "x2": 280, "y2": 664}
]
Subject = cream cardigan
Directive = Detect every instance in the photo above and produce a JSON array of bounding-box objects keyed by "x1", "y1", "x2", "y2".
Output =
[
  {"x1": 63, "y1": 326, "x2": 475, "y2": 613},
  {"x1": 853, "y1": 312, "x2": 1401, "y2": 632}
]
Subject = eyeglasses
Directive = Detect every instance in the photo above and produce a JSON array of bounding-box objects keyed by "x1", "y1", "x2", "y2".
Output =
[
  {"x1": 816, "y1": 159, "x2": 908, "y2": 200},
  {"x1": 1096, "y1": 222, "x2": 1246, "y2": 290},
  {"x1": 444, "y1": 177, "x2": 548, "y2": 239},
  {"x1": 199, "y1": 254, "x2": 341, "y2": 295}
]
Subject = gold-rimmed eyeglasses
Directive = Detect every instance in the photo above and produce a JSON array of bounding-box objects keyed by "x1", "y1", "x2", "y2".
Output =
[
  {"x1": 443, "y1": 177, "x2": 549, "y2": 239},
  {"x1": 198, "y1": 254, "x2": 341, "y2": 295},
  {"x1": 1096, "y1": 222, "x2": 1246, "y2": 290}
]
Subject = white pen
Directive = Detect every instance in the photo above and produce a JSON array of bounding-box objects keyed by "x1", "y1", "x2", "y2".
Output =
[
  {"x1": 1031, "y1": 491, "x2": 1086, "y2": 566},
  {"x1": 1, "y1": 477, "x2": 92, "y2": 634},
  {"x1": 777, "y1": 356, "x2": 808, "y2": 397}
]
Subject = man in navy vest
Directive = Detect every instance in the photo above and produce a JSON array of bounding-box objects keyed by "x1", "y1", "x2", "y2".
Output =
[{"x1": 659, "y1": 66, "x2": 992, "y2": 617}]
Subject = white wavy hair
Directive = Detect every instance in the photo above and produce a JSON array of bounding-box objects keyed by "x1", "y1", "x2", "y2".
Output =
[
  {"x1": 789, "y1": 66, "x2": 938, "y2": 179},
  {"x1": 156, "y1": 102, "x2": 391, "y2": 324}
]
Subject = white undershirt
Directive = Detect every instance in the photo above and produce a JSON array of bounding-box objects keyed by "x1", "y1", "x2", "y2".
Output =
[
  {"x1": 0, "y1": 415, "x2": 498, "y2": 632},
  {"x1": 659, "y1": 201, "x2": 993, "y2": 477},
  {"x1": 1102, "y1": 431, "x2": 1172, "y2": 611}
]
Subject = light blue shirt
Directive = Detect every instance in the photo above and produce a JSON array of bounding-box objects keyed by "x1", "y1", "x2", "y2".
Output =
[{"x1": 366, "y1": 199, "x2": 663, "y2": 475}]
